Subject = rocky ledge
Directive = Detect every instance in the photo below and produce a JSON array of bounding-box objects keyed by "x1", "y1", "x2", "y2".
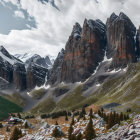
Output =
[{"x1": 96, "y1": 115, "x2": 140, "y2": 140}]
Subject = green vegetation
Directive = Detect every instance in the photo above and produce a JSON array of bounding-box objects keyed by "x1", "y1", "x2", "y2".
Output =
[
  {"x1": 31, "y1": 97, "x2": 56, "y2": 114},
  {"x1": 2, "y1": 93, "x2": 26, "y2": 107},
  {"x1": 53, "y1": 85, "x2": 85, "y2": 111},
  {"x1": 0, "y1": 96, "x2": 22, "y2": 121},
  {"x1": 29, "y1": 88, "x2": 46, "y2": 99}
]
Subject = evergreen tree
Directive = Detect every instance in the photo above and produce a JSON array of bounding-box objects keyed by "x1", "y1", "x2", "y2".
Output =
[
  {"x1": 127, "y1": 114, "x2": 129, "y2": 120},
  {"x1": 24, "y1": 121, "x2": 28, "y2": 129},
  {"x1": 89, "y1": 108, "x2": 93, "y2": 118},
  {"x1": 106, "y1": 112, "x2": 113, "y2": 129},
  {"x1": 6, "y1": 126, "x2": 10, "y2": 132},
  {"x1": 52, "y1": 126, "x2": 61, "y2": 137},
  {"x1": 77, "y1": 132, "x2": 82, "y2": 140},
  {"x1": 84, "y1": 117, "x2": 96, "y2": 140},
  {"x1": 55, "y1": 121, "x2": 58, "y2": 125},
  {"x1": 71, "y1": 116, "x2": 75, "y2": 125},
  {"x1": 124, "y1": 114, "x2": 127, "y2": 120},
  {"x1": 71, "y1": 134, "x2": 76, "y2": 140},
  {"x1": 82, "y1": 107, "x2": 86, "y2": 115},
  {"x1": 65, "y1": 113, "x2": 68, "y2": 121},
  {"x1": 77, "y1": 116, "x2": 80, "y2": 122},
  {"x1": 83, "y1": 115, "x2": 86, "y2": 120},
  {"x1": 101, "y1": 108, "x2": 104, "y2": 117},
  {"x1": 120, "y1": 112, "x2": 124, "y2": 121},
  {"x1": 0, "y1": 123, "x2": 3, "y2": 128},
  {"x1": 68, "y1": 123, "x2": 73, "y2": 140},
  {"x1": 79, "y1": 111, "x2": 84, "y2": 118},
  {"x1": 115, "y1": 113, "x2": 120, "y2": 125},
  {"x1": 98, "y1": 110, "x2": 101, "y2": 117},
  {"x1": 10, "y1": 127, "x2": 22, "y2": 140},
  {"x1": 17, "y1": 112, "x2": 21, "y2": 119}
]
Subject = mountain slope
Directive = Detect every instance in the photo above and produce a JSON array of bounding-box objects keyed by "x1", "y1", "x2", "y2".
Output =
[
  {"x1": 0, "y1": 96, "x2": 22, "y2": 120},
  {"x1": 31, "y1": 62, "x2": 140, "y2": 114}
]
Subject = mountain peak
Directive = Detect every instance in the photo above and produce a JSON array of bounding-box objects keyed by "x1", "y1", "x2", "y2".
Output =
[
  {"x1": 72, "y1": 22, "x2": 82, "y2": 40},
  {"x1": 0, "y1": 45, "x2": 13, "y2": 59}
]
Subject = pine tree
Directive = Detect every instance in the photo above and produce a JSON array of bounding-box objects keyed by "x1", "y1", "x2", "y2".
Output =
[
  {"x1": 55, "y1": 121, "x2": 58, "y2": 125},
  {"x1": 65, "y1": 113, "x2": 68, "y2": 121},
  {"x1": 52, "y1": 126, "x2": 61, "y2": 137},
  {"x1": 80, "y1": 111, "x2": 84, "y2": 118},
  {"x1": 127, "y1": 114, "x2": 129, "y2": 120},
  {"x1": 98, "y1": 110, "x2": 101, "y2": 117},
  {"x1": 17, "y1": 112, "x2": 21, "y2": 119},
  {"x1": 124, "y1": 114, "x2": 127, "y2": 120},
  {"x1": 6, "y1": 126, "x2": 10, "y2": 132},
  {"x1": 106, "y1": 112, "x2": 113, "y2": 129},
  {"x1": 84, "y1": 117, "x2": 96, "y2": 140},
  {"x1": 120, "y1": 112, "x2": 124, "y2": 121},
  {"x1": 71, "y1": 134, "x2": 76, "y2": 140},
  {"x1": 24, "y1": 121, "x2": 28, "y2": 129},
  {"x1": 82, "y1": 107, "x2": 86, "y2": 115},
  {"x1": 101, "y1": 108, "x2": 104, "y2": 117},
  {"x1": 83, "y1": 115, "x2": 86, "y2": 120},
  {"x1": 71, "y1": 116, "x2": 75, "y2": 125},
  {"x1": 68, "y1": 123, "x2": 73, "y2": 140},
  {"x1": 115, "y1": 113, "x2": 120, "y2": 125},
  {"x1": 89, "y1": 108, "x2": 93, "y2": 118},
  {"x1": 77, "y1": 132, "x2": 82, "y2": 140},
  {"x1": 10, "y1": 127, "x2": 22, "y2": 140},
  {"x1": 77, "y1": 116, "x2": 80, "y2": 122},
  {"x1": 0, "y1": 123, "x2": 3, "y2": 128}
]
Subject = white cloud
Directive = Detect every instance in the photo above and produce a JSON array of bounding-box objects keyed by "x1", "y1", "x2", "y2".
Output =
[
  {"x1": 0, "y1": 0, "x2": 140, "y2": 57},
  {"x1": 14, "y1": 10, "x2": 25, "y2": 18}
]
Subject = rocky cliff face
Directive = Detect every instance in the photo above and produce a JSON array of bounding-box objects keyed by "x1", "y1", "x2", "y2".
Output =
[
  {"x1": 0, "y1": 56, "x2": 13, "y2": 83},
  {"x1": 0, "y1": 46, "x2": 49, "y2": 91},
  {"x1": 106, "y1": 12, "x2": 137, "y2": 69},
  {"x1": 0, "y1": 46, "x2": 14, "y2": 83},
  {"x1": 60, "y1": 19, "x2": 106, "y2": 83},
  {"x1": 13, "y1": 63, "x2": 26, "y2": 90},
  {"x1": 47, "y1": 49, "x2": 65, "y2": 85},
  {"x1": 26, "y1": 63, "x2": 48, "y2": 89}
]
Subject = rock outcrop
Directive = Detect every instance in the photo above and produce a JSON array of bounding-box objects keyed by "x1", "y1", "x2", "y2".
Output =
[
  {"x1": 47, "y1": 49, "x2": 65, "y2": 85},
  {"x1": 26, "y1": 63, "x2": 48, "y2": 89},
  {"x1": 106, "y1": 12, "x2": 137, "y2": 69},
  {"x1": 96, "y1": 115, "x2": 140, "y2": 140},
  {"x1": 13, "y1": 63, "x2": 26, "y2": 90},
  {"x1": 60, "y1": 19, "x2": 106, "y2": 83}
]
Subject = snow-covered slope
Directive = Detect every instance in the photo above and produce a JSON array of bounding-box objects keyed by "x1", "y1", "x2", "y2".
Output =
[{"x1": 0, "y1": 46, "x2": 22, "y2": 65}]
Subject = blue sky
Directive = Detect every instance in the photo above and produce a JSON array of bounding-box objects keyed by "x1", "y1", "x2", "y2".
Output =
[
  {"x1": 0, "y1": 1, "x2": 36, "y2": 34},
  {"x1": 0, "y1": 0, "x2": 140, "y2": 56}
]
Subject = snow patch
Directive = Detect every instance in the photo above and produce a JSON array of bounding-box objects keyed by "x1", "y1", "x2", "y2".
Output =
[
  {"x1": 0, "y1": 51, "x2": 15, "y2": 65},
  {"x1": 102, "y1": 51, "x2": 112, "y2": 63},
  {"x1": 96, "y1": 84, "x2": 101, "y2": 87},
  {"x1": 34, "y1": 84, "x2": 50, "y2": 90},
  {"x1": 0, "y1": 77, "x2": 9, "y2": 83}
]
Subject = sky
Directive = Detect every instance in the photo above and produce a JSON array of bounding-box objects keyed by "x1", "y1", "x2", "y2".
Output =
[{"x1": 0, "y1": 0, "x2": 140, "y2": 57}]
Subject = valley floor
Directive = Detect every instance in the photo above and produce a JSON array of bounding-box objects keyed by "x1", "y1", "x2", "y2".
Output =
[{"x1": 0, "y1": 104, "x2": 139, "y2": 140}]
